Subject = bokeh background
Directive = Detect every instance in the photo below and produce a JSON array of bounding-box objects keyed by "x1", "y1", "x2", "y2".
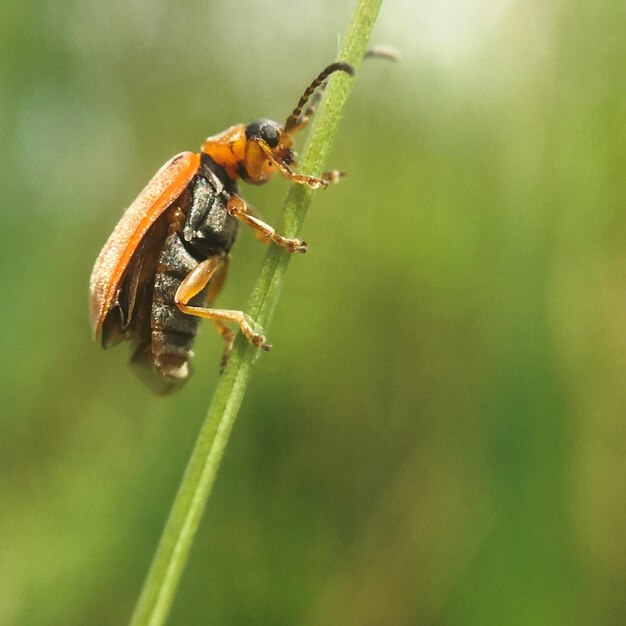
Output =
[{"x1": 1, "y1": 0, "x2": 625, "y2": 624}]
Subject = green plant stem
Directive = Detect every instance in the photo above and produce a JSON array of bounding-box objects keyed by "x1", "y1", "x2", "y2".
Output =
[{"x1": 129, "y1": 2, "x2": 382, "y2": 625}]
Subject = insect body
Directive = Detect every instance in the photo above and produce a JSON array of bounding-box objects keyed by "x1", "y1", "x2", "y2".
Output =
[{"x1": 90, "y1": 62, "x2": 353, "y2": 394}]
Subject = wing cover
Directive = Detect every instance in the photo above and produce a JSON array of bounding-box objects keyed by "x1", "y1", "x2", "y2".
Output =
[{"x1": 89, "y1": 151, "x2": 200, "y2": 337}]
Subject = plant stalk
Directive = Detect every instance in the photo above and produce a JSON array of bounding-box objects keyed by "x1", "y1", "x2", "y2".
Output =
[{"x1": 129, "y1": 1, "x2": 382, "y2": 624}]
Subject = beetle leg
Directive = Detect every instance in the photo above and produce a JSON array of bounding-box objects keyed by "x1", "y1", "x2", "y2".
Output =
[
  {"x1": 203, "y1": 255, "x2": 238, "y2": 368},
  {"x1": 227, "y1": 196, "x2": 307, "y2": 253},
  {"x1": 322, "y1": 170, "x2": 346, "y2": 184},
  {"x1": 212, "y1": 321, "x2": 236, "y2": 372},
  {"x1": 249, "y1": 137, "x2": 328, "y2": 190},
  {"x1": 245, "y1": 204, "x2": 272, "y2": 244},
  {"x1": 175, "y1": 256, "x2": 272, "y2": 353},
  {"x1": 205, "y1": 253, "x2": 229, "y2": 303}
]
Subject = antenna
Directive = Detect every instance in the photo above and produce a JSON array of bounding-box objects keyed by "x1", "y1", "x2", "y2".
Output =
[{"x1": 284, "y1": 62, "x2": 354, "y2": 134}]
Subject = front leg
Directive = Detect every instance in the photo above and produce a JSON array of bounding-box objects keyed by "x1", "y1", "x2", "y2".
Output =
[
  {"x1": 227, "y1": 196, "x2": 307, "y2": 253},
  {"x1": 249, "y1": 137, "x2": 328, "y2": 190}
]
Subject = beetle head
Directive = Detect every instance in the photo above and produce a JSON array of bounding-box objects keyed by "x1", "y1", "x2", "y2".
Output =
[
  {"x1": 202, "y1": 62, "x2": 353, "y2": 187},
  {"x1": 241, "y1": 118, "x2": 295, "y2": 185},
  {"x1": 241, "y1": 62, "x2": 354, "y2": 186}
]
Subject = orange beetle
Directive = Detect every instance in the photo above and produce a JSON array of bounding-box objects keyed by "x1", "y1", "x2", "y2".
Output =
[{"x1": 90, "y1": 62, "x2": 353, "y2": 394}]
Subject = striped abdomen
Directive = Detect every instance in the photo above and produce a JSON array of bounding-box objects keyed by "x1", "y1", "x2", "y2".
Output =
[{"x1": 150, "y1": 232, "x2": 204, "y2": 386}]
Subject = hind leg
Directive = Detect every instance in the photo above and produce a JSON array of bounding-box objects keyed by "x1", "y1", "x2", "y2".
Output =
[{"x1": 175, "y1": 256, "x2": 271, "y2": 369}]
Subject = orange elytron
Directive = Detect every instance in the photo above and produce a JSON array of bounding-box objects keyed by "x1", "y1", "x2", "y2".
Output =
[{"x1": 90, "y1": 62, "x2": 354, "y2": 394}]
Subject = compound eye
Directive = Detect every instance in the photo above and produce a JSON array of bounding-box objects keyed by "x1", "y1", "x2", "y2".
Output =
[
  {"x1": 260, "y1": 124, "x2": 279, "y2": 148},
  {"x1": 245, "y1": 119, "x2": 281, "y2": 149}
]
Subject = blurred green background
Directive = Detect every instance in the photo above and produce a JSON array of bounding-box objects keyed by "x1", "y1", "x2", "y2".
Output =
[{"x1": 1, "y1": 0, "x2": 625, "y2": 624}]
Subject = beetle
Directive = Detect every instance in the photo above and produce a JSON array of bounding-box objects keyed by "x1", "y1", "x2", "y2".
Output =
[{"x1": 90, "y1": 62, "x2": 354, "y2": 394}]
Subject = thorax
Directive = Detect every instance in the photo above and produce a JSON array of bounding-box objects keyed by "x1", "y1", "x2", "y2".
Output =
[{"x1": 180, "y1": 154, "x2": 239, "y2": 258}]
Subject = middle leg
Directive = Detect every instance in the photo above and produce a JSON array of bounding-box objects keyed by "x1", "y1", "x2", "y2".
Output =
[{"x1": 227, "y1": 196, "x2": 308, "y2": 253}]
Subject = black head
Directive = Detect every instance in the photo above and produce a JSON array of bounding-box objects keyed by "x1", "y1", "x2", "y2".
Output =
[
  {"x1": 245, "y1": 119, "x2": 281, "y2": 148},
  {"x1": 235, "y1": 64, "x2": 352, "y2": 186}
]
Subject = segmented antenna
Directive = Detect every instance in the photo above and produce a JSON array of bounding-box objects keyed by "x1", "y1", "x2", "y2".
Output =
[
  {"x1": 286, "y1": 50, "x2": 398, "y2": 134},
  {"x1": 284, "y1": 62, "x2": 354, "y2": 134}
]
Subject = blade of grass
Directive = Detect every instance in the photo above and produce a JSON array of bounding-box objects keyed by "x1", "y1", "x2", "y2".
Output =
[{"x1": 129, "y1": 1, "x2": 383, "y2": 624}]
